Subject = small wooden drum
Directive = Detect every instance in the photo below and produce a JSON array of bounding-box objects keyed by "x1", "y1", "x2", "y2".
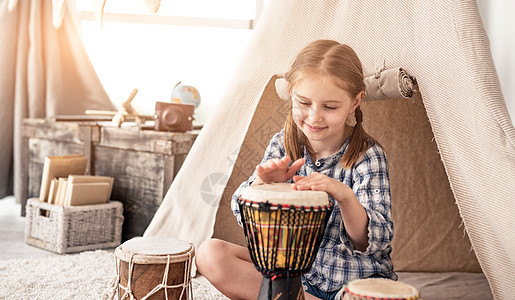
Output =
[
  {"x1": 114, "y1": 237, "x2": 195, "y2": 300},
  {"x1": 238, "y1": 183, "x2": 333, "y2": 300},
  {"x1": 343, "y1": 278, "x2": 420, "y2": 300}
]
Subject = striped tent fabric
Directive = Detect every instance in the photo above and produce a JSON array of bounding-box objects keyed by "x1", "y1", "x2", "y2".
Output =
[{"x1": 144, "y1": 1, "x2": 515, "y2": 298}]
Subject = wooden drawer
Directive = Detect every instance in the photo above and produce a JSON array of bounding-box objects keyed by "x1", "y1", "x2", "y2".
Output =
[{"x1": 21, "y1": 118, "x2": 198, "y2": 241}]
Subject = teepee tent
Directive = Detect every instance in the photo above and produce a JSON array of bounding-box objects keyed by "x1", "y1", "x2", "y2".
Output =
[{"x1": 145, "y1": 1, "x2": 515, "y2": 299}]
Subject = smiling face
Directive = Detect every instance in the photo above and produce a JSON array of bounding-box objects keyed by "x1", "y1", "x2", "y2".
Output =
[{"x1": 291, "y1": 75, "x2": 362, "y2": 156}]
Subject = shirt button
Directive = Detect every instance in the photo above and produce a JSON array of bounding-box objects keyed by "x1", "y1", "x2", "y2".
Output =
[{"x1": 315, "y1": 161, "x2": 321, "y2": 167}]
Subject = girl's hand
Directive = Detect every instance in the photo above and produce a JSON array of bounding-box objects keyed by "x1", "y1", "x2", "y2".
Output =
[
  {"x1": 293, "y1": 172, "x2": 370, "y2": 251},
  {"x1": 292, "y1": 173, "x2": 354, "y2": 204},
  {"x1": 254, "y1": 157, "x2": 305, "y2": 184}
]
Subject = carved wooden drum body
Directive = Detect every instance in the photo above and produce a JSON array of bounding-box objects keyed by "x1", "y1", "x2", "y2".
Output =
[{"x1": 114, "y1": 237, "x2": 195, "y2": 300}]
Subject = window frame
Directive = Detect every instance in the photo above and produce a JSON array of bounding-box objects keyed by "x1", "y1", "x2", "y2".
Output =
[{"x1": 79, "y1": 0, "x2": 264, "y2": 29}]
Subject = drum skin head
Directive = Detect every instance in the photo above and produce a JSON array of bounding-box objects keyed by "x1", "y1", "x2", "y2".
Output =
[
  {"x1": 344, "y1": 278, "x2": 420, "y2": 299},
  {"x1": 115, "y1": 237, "x2": 194, "y2": 264},
  {"x1": 121, "y1": 237, "x2": 190, "y2": 255},
  {"x1": 241, "y1": 183, "x2": 329, "y2": 207}
]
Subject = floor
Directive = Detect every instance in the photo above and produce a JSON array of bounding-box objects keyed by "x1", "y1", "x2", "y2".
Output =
[
  {"x1": 1, "y1": 196, "x2": 495, "y2": 299},
  {"x1": 0, "y1": 195, "x2": 58, "y2": 261},
  {"x1": 0, "y1": 196, "x2": 226, "y2": 299}
]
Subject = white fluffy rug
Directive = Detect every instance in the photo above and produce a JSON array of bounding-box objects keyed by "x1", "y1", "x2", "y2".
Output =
[{"x1": 0, "y1": 250, "x2": 228, "y2": 300}]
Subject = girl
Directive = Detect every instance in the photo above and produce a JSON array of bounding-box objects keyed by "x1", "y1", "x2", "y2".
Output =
[{"x1": 196, "y1": 40, "x2": 397, "y2": 300}]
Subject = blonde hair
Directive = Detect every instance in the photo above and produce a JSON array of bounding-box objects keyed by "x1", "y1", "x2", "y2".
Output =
[{"x1": 284, "y1": 40, "x2": 375, "y2": 168}]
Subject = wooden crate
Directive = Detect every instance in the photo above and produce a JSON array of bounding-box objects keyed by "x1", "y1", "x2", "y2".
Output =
[{"x1": 20, "y1": 118, "x2": 198, "y2": 241}]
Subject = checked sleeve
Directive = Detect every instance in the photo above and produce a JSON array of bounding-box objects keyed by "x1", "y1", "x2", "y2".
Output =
[{"x1": 346, "y1": 144, "x2": 394, "y2": 256}]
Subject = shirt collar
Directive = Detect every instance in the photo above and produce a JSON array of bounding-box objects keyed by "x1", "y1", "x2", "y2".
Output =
[{"x1": 302, "y1": 138, "x2": 350, "y2": 170}]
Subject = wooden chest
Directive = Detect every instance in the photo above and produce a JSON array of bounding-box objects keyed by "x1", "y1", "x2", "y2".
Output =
[{"x1": 21, "y1": 118, "x2": 198, "y2": 241}]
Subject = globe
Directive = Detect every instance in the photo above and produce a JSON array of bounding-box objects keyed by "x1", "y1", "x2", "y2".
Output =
[{"x1": 171, "y1": 82, "x2": 201, "y2": 108}]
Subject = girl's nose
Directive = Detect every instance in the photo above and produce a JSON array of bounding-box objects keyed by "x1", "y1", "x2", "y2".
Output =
[{"x1": 308, "y1": 106, "x2": 323, "y2": 122}]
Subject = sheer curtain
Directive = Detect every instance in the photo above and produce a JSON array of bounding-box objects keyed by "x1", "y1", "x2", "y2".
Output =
[{"x1": 0, "y1": 0, "x2": 115, "y2": 202}]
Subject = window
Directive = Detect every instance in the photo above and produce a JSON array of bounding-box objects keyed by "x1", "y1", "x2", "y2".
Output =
[{"x1": 78, "y1": 0, "x2": 266, "y2": 125}]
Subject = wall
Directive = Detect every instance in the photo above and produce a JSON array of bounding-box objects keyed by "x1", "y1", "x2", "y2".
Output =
[
  {"x1": 82, "y1": 1, "x2": 514, "y2": 127},
  {"x1": 477, "y1": 0, "x2": 515, "y2": 125}
]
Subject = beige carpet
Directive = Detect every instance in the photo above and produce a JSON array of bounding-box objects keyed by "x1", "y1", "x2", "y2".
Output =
[{"x1": 0, "y1": 249, "x2": 227, "y2": 300}]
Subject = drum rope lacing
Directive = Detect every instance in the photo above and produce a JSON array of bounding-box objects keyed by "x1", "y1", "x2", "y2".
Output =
[{"x1": 102, "y1": 247, "x2": 194, "y2": 300}]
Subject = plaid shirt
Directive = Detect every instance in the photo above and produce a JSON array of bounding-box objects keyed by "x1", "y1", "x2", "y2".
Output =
[{"x1": 231, "y1": 130, "x2": 397, "y2": 292}]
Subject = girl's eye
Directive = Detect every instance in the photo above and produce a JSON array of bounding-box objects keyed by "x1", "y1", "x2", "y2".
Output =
[
  {"x1": 292, "y1": 95, "x2": 310, "y2": 106},
  {"x1": 324, "y1": 106, "x2": 337, "y2": 110},
  {"x1": 295, "y1": 98, "x2": 310, "y2": 106}
]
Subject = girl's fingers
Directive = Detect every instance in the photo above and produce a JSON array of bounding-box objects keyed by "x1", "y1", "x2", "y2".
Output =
[
  {"x1": 294, "y1": 183, "x2": 323, "y2": 191},
  {"x1": 292, "y1": 175, "x2": 304, "y2": 182},
  {"x1": 286, "y1": 158, "x2": 305, "y2": 178},
  {"x1": 267, "y1": 160, "x2": 277, "y2": 168},
  {"x1": 292, "y1": 184, "x2": 309, "y2": 190},
  {"x1": 292, "y1": 173, "x2": 327, "y2": 189},
  {"x1": 258, "y1": 156, "x2": 308, "y2": 183},
  {"x1": 310, "y1": 184, "x2": 327, "y2": 191},
  {"x1": 273, "y1": 158, "x2": 286, "y2": 169},
  {"x1": 292, "y1": 179, "x2": 315, "y2": 190},
  {"x1": 262, "y1": 159, "x2": 278, "y2": 170}
]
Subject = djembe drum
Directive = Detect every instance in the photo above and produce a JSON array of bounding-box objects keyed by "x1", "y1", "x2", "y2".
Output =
[
  {"x1": 238, "y1": 183, "x2": 333, "y2": 300},
  {"x1": 114, "y1": 237, "x2": 195, "y2": 300},
  {"x1": 343, "y1": 278, "x2": 420, "y2": 300}
]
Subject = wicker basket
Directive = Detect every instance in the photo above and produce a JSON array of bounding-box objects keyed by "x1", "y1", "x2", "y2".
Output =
[{"x1": 25, "y1": 198, "x2": 124, "y2": 254}]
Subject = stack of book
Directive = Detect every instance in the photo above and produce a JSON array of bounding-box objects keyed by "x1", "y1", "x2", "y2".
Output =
[{"x1": 39, "y1": 155, "x2": 114, "y2": 206}]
